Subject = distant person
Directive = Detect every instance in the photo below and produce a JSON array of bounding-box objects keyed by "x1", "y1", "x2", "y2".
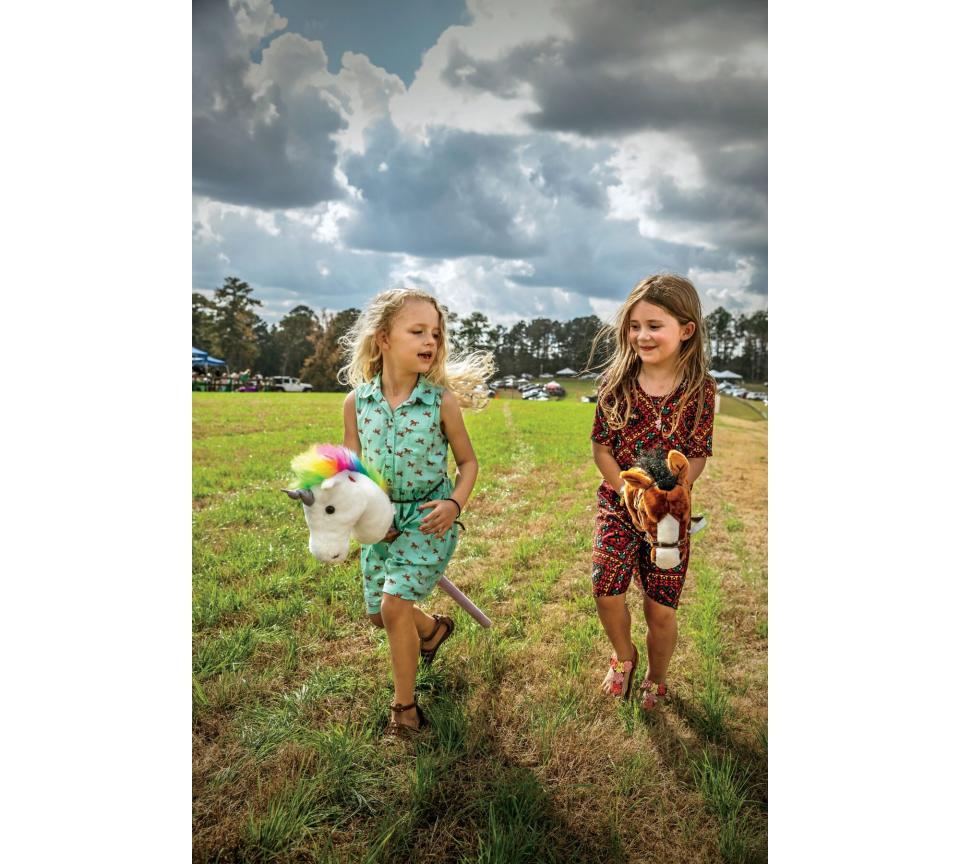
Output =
[
  {"x1": 340, "y1": 287, "x2": 494, "y2": 738},
  {"x1": 588, "y1": 274, "x2": 715, "y2": 708}
]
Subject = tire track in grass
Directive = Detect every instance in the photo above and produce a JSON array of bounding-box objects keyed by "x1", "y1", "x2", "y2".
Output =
[{"x1": 680, "y1": 493, "x2": 766, "y2": 863}]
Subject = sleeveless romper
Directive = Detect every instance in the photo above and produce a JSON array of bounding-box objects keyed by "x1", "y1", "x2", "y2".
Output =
[{"x1": 355, "y1": 373, "x2": 459, "y2": 614}]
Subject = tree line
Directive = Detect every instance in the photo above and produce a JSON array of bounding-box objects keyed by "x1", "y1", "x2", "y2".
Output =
[{"x1": 193, "y1": 277, "x2": 768, "y2": 390}]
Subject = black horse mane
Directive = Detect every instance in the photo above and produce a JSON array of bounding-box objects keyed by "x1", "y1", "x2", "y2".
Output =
[{"x1": 633, "y1": 450, "x2": 677, "y2": 490}]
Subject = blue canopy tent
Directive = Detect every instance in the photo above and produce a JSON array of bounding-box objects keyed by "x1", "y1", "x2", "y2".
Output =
[{"x1": 192, "y1": 347, "x2": 227, "y2": 367}]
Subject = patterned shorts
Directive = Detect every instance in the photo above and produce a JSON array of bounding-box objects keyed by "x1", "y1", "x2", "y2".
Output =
[
  {"x1": 592, "y1": 505, "x2": 689, "y2": 609},
  {"x1": 360, "y1": 499, "x2": 459, "y2": 615}
]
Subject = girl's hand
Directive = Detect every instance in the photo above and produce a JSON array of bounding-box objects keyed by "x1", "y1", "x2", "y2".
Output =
[
  {"x1": 382, "y1": 526, "x2": 401, "y2": 543},
  {"x1": 417, "y1": 499, "x2": 458, "y2": 538}
]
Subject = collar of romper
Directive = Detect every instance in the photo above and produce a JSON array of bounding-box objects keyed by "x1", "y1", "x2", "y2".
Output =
[{"x1": 357, "y1": 373, "x2": 439, "y2": 406}]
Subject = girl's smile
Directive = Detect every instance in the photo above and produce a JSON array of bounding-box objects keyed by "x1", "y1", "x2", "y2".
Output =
[{"x1": 627, "y1": 300, "x2": 695, "y2": 367}]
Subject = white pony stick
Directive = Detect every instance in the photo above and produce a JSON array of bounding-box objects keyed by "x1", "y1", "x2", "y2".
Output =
[{"x1": 438, "y1": 577, "x2": 492, "y2": 628}]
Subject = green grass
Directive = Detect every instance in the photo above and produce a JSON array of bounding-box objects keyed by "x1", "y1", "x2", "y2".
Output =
[
  {"x1": 687, "y1": 561, "x2": 731, "y2": 740},
  {"x1": 193, "y1": 392, "x2": 767, "y2": 863},
  {"x1": 691, "y1": 749, "x2": 757, "y2": 864}
]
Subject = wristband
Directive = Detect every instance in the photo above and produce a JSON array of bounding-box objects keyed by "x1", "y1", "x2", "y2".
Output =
[{"x1": 444, "y1": 497, "x2": 462, "y2": 517}]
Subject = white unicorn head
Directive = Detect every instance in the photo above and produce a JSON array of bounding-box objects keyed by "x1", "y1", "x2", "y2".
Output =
[
  {"x1": 282, "y1": 443, "x2": 494, "y2": 629},
  {"x1": 283, "y1": 444, "x2": 394, "y2": 563}
]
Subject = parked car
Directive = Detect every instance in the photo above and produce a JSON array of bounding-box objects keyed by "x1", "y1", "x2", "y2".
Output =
[
  {"x1": 745, "y1": 391, "x2": 767, "y2": 401},
  {"x1": 267, "y1": 376, "x2": 313, "y2": 392},
  {"x1": 581, "y1": 394, "x2": 598, "y2": 403}
]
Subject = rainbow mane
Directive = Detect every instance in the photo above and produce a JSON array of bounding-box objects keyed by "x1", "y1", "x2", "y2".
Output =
[{"x1": 289, "y1": 444, "x2": 388, "y2": 493}]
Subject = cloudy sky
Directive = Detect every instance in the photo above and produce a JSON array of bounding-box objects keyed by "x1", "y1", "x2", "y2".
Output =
[{"x1": 193, "y1": 0, "x2": 767, "y2": 325}]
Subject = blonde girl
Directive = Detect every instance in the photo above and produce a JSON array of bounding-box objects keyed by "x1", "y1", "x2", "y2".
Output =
[
  {"x1": 588, "y1": 274, "x2": 716, "y2": 707},
  {"x1": 340, "y1": 288, "x2": 494, "y2": 737}
]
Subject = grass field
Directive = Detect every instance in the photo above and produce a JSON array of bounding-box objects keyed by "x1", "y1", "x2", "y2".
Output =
[{"x1": 193, "y1": 392, "x2": 768, "y2": 863}]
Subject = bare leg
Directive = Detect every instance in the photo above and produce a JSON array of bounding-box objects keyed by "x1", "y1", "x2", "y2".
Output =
[
  {"x1": 380, "y1": 594, "x2": 421, "y2": 729},
  {"x1": 642, "y1": 593, "x2": 678, "y2": 684},
  {"x1": 595, "y1": 593, "x2": 637, "y2": 694},
  {"x1": 372, "y1": 606, "x2": 447, "y2": 650}
]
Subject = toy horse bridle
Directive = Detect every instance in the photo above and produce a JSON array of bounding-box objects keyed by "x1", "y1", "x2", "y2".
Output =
[{"x1": 624, "y1": 485, "x2": 706, "y2": 551}]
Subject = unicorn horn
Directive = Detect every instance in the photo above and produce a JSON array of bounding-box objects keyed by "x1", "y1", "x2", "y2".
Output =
[{"x1": 282, "y1": 488, "x2": 315, "y2": 506}]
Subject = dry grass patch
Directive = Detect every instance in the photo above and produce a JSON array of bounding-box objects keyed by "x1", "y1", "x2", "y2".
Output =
[{"x1": 193, "y1": 396, "x2": 767, "y2": 863}]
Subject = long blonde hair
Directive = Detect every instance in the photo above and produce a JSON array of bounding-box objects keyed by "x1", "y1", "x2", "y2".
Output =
[
  {"x1": 339, "y1": 287, "x2": 496, "y2": 409},
  {"x1": 587, "y1": 274, "x2": 711, "y2": 437}
]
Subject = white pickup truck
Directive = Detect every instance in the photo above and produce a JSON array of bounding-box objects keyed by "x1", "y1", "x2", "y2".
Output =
[{"x1": 268, "y1": 376, "x2": 314, "y2": 392}]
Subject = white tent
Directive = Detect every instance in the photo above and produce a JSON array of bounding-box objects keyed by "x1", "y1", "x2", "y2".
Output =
[
  {"x1": 555, "y1": 367, "x2": 576, "y2": 376},
  {"x1": 710, "y1": 370, "x2": 743, "y2": 380}
]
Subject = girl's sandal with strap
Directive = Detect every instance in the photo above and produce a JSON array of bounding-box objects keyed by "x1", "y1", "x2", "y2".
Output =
[
  {"x1": 601, "y1": 644, "x2": 639, "y2": 699},
  {"x1": 638, "y1": 679, "x2": 668, "y2": 710},
  {"x1": 419, "y1": 614, "x2": 455, "y2": 667},
  {"x1": 384, "y1": 700, "x2": 427, "y2": 739}
]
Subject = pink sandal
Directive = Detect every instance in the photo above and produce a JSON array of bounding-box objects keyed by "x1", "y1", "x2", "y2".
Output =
[
  {"x1": 638, "y1": 679, "x2": 668, "y2": 710},
  {"x1": 602, "y1": 645, "x2": 639, "y2": 699}
]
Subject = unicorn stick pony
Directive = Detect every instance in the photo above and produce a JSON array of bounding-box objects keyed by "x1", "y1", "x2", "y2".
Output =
[{"x1": 283, "y1": 444, "x2": 491, "y2": 628}]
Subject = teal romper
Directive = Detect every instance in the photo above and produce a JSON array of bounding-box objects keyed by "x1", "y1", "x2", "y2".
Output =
[{"x1": 355, "y1": 373, "x2": 460, "y2": 615}]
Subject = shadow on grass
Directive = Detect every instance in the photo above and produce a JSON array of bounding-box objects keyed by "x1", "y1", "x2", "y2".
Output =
[
  {"x1": 627, "y1": 696, "x2": 767, "y2": 864},
  {"x1": 669, "y1": 691, "x2": 768, "y2": 807},
  {"x1": 360, "y1": 672, "x2": 628, "y2": 864}
]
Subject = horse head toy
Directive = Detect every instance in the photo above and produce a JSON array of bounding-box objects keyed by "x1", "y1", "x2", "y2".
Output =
[
  {"x1": 619, "y1": 449, "x2": 707, "y2": 570},
  {"x1": 284, "y1": 444, "x2": 491, "y2": 628}
]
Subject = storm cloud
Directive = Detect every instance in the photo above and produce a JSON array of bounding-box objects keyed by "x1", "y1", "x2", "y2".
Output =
[{"x1": 192, "y1": 0, "x2": 768, "y2": 322}]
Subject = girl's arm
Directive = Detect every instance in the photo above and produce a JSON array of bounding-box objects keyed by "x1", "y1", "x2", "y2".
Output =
[
  {"x1": 686, "y1": 456, "x2": 706, "y2": 486},
  {"x1": 592, "y1": 441, "x2": 624, "y2": 493},
  {"x1": 343, "y1": 391, "x2": 360, "y2": 453},
  {"x1": 420, "y1": 391, "x2": 478, "y2": 537},
  {"x1": 594, "y1": 443, "x2": 705, "y2": 490}
]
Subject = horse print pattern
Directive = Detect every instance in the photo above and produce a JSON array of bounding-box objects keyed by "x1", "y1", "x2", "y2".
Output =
[{"x1": 355, "y1": 374, "x2": 459, "y2": 614}]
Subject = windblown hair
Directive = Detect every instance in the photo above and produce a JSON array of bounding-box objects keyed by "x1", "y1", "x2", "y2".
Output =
[
  {"x1": 338, "y1": 287, "x2": 496, "y2": 409},
  {"x1": 290, "y1": 444, "x2": 388, "y2": 492},
  {"x1": 586, "y1": 273, "x2": 710, "y2": 437}
]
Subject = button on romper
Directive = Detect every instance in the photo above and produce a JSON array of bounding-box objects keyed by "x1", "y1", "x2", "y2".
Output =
[{"x1": 355, "y1": 373, "x2": 460, "y2": 615}]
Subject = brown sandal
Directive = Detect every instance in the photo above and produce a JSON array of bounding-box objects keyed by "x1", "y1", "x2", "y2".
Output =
[
  {"x1": 419, "y1": 614, "x2": 455, "y2": 666},
  {"x1": 384, "y1": 699, "x2": 426, "y2": 738}
]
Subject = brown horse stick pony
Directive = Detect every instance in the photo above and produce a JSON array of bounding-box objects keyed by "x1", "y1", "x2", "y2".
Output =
[{"x1": 619, "y1": 450, "x2": 707, "y2": 570}]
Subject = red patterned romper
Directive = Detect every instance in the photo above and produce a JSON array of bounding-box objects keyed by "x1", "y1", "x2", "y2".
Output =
[{"x1": 591, "y1": 378, "x2": 715, "y2": 608}]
